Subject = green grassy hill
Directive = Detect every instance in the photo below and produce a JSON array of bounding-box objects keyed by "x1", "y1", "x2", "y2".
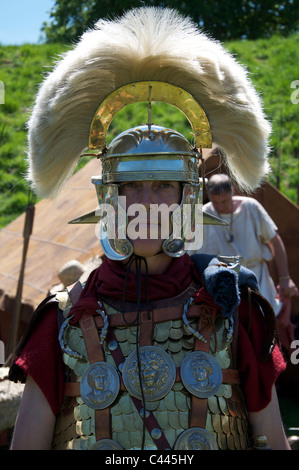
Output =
[
  {"x1": 0, "y1": 34, "x2": 298, "y2": 228},
  {"x1": 228, "y1": 34, "x2": 299, "y2": 203},
  {"x1": 0, "y1": 43, "x2": 68, "y2": 227}
]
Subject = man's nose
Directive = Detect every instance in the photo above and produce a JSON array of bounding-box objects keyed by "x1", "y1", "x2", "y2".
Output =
[{"x1": 139, "y1": 183, "x2": 156, "y2": 207}]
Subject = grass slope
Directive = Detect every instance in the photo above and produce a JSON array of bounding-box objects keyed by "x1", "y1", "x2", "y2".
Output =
[{"x1": 0, "y1": 34, "x2": 298, "y2": 229}]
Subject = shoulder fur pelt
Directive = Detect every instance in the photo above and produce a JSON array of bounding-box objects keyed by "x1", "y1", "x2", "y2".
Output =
[{"x1": 27, "y1": 7, "x2": 271, "y2": 198}]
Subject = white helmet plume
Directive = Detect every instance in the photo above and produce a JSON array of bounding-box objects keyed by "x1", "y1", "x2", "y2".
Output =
[{"x1": 27, "y1": 7, "x2": 271, "y2": 198}]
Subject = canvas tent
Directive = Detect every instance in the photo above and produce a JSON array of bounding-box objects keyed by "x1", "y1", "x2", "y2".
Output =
[{"x1": 0, "y1": 158, "x2": 103, "y2": 360}]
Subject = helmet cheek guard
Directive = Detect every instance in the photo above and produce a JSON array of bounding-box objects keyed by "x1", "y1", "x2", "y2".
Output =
[
  {"x1": 93, "y1": 181, "x2": 134, "y2": 261},
  {"x1": 163, "y1": 183, "x2": 203, "y2": 258}
]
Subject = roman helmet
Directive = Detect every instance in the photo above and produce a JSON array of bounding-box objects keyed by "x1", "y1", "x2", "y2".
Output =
[
  {"x1": 70, "y1": 81, "x2": 219, "y2": 260},
  {"x1": 26, "y1": 7, "x2": 271, "y2": 260}
]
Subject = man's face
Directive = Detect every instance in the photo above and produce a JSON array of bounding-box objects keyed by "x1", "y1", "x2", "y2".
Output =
[
  {"x1": 119, "y1": 180, "x2": 181, "y2": 257},
  {"x1": 208, "y1": 191, "x2": 233, "y2": 214}
]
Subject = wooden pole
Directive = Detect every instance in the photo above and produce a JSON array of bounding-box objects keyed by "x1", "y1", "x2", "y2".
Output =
[{"x1": 5, "y1": 205, "x2": 35, "y2": 365}]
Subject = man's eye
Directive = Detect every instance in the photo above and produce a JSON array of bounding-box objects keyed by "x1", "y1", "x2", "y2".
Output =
[{"x1": 121, "y1": 182, "x2": 137, "y2": 189}]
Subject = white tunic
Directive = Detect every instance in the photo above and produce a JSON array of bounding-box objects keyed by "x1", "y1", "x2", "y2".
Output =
[{"x1": 191, "y1": 196, "x2": 281, "y2": 314}]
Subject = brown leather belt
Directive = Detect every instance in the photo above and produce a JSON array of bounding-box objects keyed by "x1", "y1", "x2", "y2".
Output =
[
  {"x1": 64, "y1": 367, "x2": 240, "y2": 397},
  {"x1": 79, "y1": 313, "x2": 110, "y2": 442},
  {"x1": 92, "y1": 304, "x2": 217, "y2": 329}
]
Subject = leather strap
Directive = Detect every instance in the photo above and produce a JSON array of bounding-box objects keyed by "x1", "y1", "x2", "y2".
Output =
[
  {"x1": 106, "y1": 327, "x2": 171, "y2": 450},
  {"x1": 222, "y1": 368, "x2": 240, "y2": 384},
  {"x1": 94, "y1": 304, "x2": 216, "y2": 329},
  {"x1": 190, "y1": 306, "x2": 215, "y2": 429},
  {"x1": 79, "y1": 314, "x2": 105, "y2": 363},
  {"x1": 67, "y1": 281, "x2": 216, "y2": 330},
  {"x1": 68, "y1": 280, "x2": 83, "y2": 306},
  {"x1": 249, "y1": 289, "x2": 277, "y2": 359},
  {"x1": 190, "y1": 396, "x2": 208, "y2": 429},
  {"x1": 64, "y1": 368, "x2": 240, "y2": 396},
  {"x1": 139, "y1": 310, "x2": 154, "y2": 346},
  {"x1": 79, "y1": 313, "x2": 110, "y2": 441}
]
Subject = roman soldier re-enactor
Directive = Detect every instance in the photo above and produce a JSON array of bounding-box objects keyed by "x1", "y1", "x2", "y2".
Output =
[{"x1": 9, "y1": 7, "x2": 290, "y2": 450}]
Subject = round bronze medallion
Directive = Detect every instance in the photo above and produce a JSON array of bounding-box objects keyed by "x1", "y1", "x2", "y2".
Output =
[
  {"x1": 80, "y1": 362, "x2": 120, "y2": 410},
  {"x1": 174, "y1": 427, "x2": 218, "y2": 450},
  {"x1": 122, "y1": 346, "x2": 176, "y2": 401},
  {"x1": 90, "y1": 439, "x2": 123, "y2": 450},
  {"x1": 180, "y1": 351, "x2": 222, "y2": 398}
]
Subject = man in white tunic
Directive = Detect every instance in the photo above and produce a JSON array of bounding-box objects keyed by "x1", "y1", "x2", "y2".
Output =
[{"x1": 192, "y1": 174, "x2": 298, "y2": 320}]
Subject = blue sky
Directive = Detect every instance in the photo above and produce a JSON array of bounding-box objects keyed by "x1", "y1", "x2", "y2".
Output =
[{"x1": 0, "y1": 0, "x2": 55, "y2": 45}]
